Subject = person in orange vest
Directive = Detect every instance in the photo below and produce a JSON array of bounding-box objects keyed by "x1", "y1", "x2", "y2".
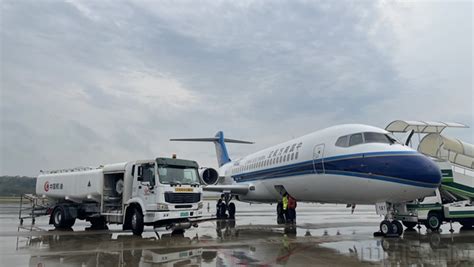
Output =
[{"x1": 287, "y1": 194, "x2": 297, "y2": 224}]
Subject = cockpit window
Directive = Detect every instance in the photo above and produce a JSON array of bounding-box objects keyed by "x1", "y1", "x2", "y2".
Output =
[
  {"x1": 349, "y1": 133, "x2": 363, "y2": 146},
  {"x1": 336, "y1": 131, "x2": 399, "y2": 147},
  {"x1": 363, "y1": 132, "x2": 392, "y2": 144},
  {"x1": 335, "y1": 135, "x2": 349, "y2": 147}
]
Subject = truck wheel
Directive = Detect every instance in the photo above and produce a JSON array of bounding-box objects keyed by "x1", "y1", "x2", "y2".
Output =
[
  {"x1": 52, "y1": 207, "x2": 67, "y2": 229},
  {"x1": 130, "y1": 207, "x2": 144, "y2": 236},
  {"x1": 228, "y1": 203, "x2": 236, "y2": 219},
  {"x1": 402, "y1": 221, "x2": 417, "y2": 229},
  {"x1": 425, "y1": 212, "x2": 442, "y2": 231}
]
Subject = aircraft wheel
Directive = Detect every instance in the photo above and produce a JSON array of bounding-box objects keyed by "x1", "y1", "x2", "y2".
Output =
[
  {"x1": 380, "y1": 220, "x2": 393, "y2": 236},
  {"x1": 130, "y1": 207, "x2": 144, "y2": 236},
  {"x1": 228, "y1": 203, "x2": 236, "y2": 219},
  {"x1": 425, "y1": 211, "x2": 442, "y2": 232},
  {"x1": 392, "y1": 220, "x2": 403, "y2": 236}
]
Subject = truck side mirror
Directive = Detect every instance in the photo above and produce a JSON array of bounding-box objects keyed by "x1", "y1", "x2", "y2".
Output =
[{"x1": 137, "y1": 166, "x2": 143, "y2": 181}]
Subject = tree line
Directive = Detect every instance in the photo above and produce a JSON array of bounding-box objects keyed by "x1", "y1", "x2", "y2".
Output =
[{"x1": 0, "y1": 176, "x2": 36, "y2": 196}]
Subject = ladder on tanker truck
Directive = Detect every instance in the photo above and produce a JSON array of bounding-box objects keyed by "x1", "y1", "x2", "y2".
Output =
[{"x1": 18, "y1": 194, "x2": 50, "y2": 225}]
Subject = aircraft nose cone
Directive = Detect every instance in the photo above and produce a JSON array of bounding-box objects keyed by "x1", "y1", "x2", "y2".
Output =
[
  {"x1": 389, "y1": 152, "x2": 442, "y2": 187},
  {"x1": 411, "y1": 154, "x2": 442, "y2": 186},
  {"x1": 365, "y1": 152, "x2": 441, "y2": 188}
]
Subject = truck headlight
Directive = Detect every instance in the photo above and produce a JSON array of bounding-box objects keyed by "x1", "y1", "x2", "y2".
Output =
[
  {"x1": 198, "y1": 202, "x2": 203, "y2": 209},
  {"x1": 157, "y1": 203, "x2": 169, "y2": 210}
]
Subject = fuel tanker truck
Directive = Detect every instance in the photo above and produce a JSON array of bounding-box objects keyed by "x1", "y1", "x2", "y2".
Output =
[{"x1": 34, "y1": 156, "x2": 219, "y2": 235}]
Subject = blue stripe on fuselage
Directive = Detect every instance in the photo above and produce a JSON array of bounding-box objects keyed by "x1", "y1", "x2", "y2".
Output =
[{"x1": 231, "y1": 151, "x2": 441, "y2": 188}]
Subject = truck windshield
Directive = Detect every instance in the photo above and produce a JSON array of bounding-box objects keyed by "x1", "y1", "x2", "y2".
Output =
[{"x1": 157, "y1": 165, "x2": 200, "y2": 185}]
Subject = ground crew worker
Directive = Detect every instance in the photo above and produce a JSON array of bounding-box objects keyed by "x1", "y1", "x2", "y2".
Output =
[
  {"x1": 287, "y1": 194, "x2": 297, "y2": 224},
  {"x1": 217, "y1": 194, "x2": 229, "y2": 219},
  {"x1": 216, "y1": 198, "x2": 223, "y2": 219},
  {"x1": 282, "y1": 192, "x2": 289, "y2": 223}
]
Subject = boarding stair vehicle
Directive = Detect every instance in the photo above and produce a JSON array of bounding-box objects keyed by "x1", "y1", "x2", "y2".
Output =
[{"x1": 385, "y1": 120, "x2": 474, "y2": 231}]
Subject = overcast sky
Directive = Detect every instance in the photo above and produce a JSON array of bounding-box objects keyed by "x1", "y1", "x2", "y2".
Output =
[{"x1": 1, "y1": 0, "x2": 472, "y2": 176}]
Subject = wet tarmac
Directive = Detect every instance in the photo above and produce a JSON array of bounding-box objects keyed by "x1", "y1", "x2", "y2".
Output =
[{"x1": 1, "y1": 201, "x2": 474, "y2": 266}]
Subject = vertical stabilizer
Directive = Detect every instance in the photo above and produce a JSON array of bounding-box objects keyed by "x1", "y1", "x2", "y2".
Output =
[{"x1": 170, "y1": 132, "x2": 254, "y2": 167}]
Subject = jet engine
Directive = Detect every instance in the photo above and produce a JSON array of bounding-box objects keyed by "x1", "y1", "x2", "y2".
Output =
[{"x1": 199, "y1": 167, "x2": 219, "y2": 185}]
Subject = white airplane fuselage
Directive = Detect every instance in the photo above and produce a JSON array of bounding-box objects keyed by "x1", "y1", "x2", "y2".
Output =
[{"x1": 216, "y1": 124, "x2": 441, "y2": 205}]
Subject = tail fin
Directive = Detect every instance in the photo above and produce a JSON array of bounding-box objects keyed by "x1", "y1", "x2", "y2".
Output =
[{"x1": 170, "y1": 131, "x2": 253, "y2": 167}]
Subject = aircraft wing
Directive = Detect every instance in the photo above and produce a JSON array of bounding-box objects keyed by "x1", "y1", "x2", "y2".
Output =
[{"x1": 203, "y1": 184, "x2": 250, "y2": 195}]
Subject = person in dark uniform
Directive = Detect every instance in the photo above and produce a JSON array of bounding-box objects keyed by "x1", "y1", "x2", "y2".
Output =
[{"x1": 287, "y1": 194, "x2": 297, "y2": 224}]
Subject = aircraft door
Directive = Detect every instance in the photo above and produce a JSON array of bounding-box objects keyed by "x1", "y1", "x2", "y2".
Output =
[{"x1": 313, "y1": 144, "x2": 325, "y2": 174}]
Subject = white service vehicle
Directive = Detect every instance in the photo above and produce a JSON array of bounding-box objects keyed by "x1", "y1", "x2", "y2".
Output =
[
  {"x1": 385, "y1": 120, "x2": 474, "y2": 231},
  {"x1": 34, "y1": 157, "x2": 205, "y2": 235}
]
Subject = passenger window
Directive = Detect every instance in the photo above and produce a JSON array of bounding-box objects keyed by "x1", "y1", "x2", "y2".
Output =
[
  {"x1": 349, "y1": 133, "x2": 363, "y2": 146},
  {"x1": 291, "y1": 153, "x2": 294, "y2": 160},
  {"x1": 364, "y1": 132, "x2": 391, "y2": 144},
  {"x1": 335, "y1": 135, "x2": 349, "y2": 147}
]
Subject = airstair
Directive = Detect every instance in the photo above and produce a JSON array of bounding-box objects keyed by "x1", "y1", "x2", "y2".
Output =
[{"x1": 386, "y1": 120, "x2": 474, "y2": 230}]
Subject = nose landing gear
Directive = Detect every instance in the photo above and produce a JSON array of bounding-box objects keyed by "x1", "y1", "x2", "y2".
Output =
[
  {"x1": 375, "y1": 202, "x2": 404, "y2": 237},
  {"x1": 378, "y1": 220, "x2": 403, "y2": 237}
]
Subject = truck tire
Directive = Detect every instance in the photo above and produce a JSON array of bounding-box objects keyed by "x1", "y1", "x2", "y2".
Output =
[
  {"x1": 130, "y1": 207, "x2": 144, "y2": 236},
  {"x1": 52, "y1": 206, "x2": 73, "y2": 229},
  {"x1": 425, "y1": 211, "x2": 442, "y2": 231}
]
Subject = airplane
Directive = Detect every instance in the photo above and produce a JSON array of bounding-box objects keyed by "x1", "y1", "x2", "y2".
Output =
[{"x1": 170, "y1": 124, "x2": 442, "y2": 237}]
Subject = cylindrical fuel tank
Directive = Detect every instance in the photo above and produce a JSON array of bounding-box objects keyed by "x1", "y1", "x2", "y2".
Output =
[{"x1": 36, "y1": 169, "x2": 103, "y2": 202}]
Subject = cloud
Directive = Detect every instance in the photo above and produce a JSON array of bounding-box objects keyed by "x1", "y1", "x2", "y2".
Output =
[{"x1": 0, "y1": 0, "x2": 472, "y2": 175}]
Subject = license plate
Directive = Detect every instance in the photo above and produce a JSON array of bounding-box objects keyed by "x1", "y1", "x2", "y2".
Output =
[{"x1": 180, "y1": 212, "x2": 189, "y2": 217}]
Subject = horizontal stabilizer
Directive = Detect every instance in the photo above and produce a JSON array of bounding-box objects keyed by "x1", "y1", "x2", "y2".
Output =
[{"x1": 170, "y1": 137, "x2": 254, "y2": 144}]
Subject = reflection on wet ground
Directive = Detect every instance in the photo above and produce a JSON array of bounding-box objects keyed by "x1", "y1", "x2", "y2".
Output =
[{"x1": 1, "y1": 201, "x2": 474, "y2": 266}]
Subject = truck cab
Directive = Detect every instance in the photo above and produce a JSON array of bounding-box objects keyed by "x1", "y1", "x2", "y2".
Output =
[{"x1": 124, "y1": 157, "x2": 204, "y2": 234}]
